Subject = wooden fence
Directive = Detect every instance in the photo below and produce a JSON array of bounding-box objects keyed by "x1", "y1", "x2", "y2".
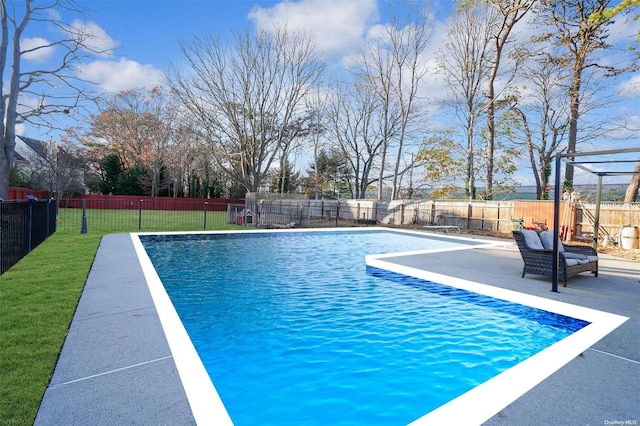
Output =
[{"x1": 255, "y1": 198, "x2": 639, "y2": 244}]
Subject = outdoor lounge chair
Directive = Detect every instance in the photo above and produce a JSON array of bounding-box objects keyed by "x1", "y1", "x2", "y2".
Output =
[{"x1": 513, "y1": 230, "x2": 598, "y2": 287}]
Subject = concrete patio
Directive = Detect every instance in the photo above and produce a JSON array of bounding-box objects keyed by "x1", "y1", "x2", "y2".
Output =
[{"x1": 34, "y1": 231, "x2": 639, "y2": 425}]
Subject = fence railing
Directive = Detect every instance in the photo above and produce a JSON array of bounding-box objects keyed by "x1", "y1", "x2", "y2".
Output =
[
  {"x1": 243, "y1": 199, "x2": 517, "y2": 232},
  {"x1": 1, "y1": 199, "x2": 57, "y2": 275},
  {"x1": 57, "y1": 198, "x2": 240, "y2": 233},
  {"x1": 245, "y1": 199, "x2": 639, "y2": 243},
  {"x1": 55, "y1": 196, "x2": 639, "y2": 246}
]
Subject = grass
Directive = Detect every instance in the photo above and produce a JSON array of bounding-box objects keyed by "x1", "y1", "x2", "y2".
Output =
[
  {"x1": 0, "y1": 210, "x2": 242, "y2": 426},
  {"x1": 0, "y1": 231, "x2": 101, "y2": 425},
  {"x1": 57, "y1": 206, "x2": 238, "y2": 233}
]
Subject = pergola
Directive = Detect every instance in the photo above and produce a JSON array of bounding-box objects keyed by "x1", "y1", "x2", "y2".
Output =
[{"x1": 551, "y1": 147, "x2": 640, "y2": 292}]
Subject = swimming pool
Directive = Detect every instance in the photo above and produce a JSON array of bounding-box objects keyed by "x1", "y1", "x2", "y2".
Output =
[{"x1": 132, "y1": 228, "x2": 627, "y2": 425}]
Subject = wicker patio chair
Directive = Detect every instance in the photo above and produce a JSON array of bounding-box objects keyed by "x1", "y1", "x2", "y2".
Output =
[{"x1": 512, "y1": 230, "x2": 598, "y2": 287}]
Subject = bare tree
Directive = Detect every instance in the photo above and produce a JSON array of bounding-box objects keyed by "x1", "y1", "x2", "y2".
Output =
[
  {"x1": 304, "y1": 89, "x2": 329, "y2": 200},
  {"x1": 502, "y1": 48, "x2": 570, "y2": 199},
  {"x1": 440, "y1": 3, "x2": 498, "y2": 200},
  {"x1": 20, "y1": 138, "x2": 85, "y2": 196},
  {"x1": 167, "y1": 28, "x2": 324, "y2": 195},
  {"x1": 536, "y1": 0, "x2": 638, "y2": 189},
  {"x1": 355, "y1": 3, "x2": 431, "y2": 200},
  {"x1": 356, "y1": 36, "x2": 399, "y2": 200},
  {"x1": 470, "y1": 0, "x2": 535, "y2": 199},
  {"x1": 0, "y1": 0, "x2": 108, "y2": 199},
  {"x1": 326, "y1": 79, "x2": 385, "y2": 199}
]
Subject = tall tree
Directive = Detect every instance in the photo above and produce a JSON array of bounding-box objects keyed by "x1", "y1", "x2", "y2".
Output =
[
  {"x1": 440, "y1": 3, "x2": 498, "y2": 200},
  {"x1": 326, "y1": 79, "x2": 385, "y2": 199},
  {"x1": 0, "y1": 0, "x2": 107, "y2": 199},
  {"x1": 386, "y1": 6, "x2": 432, "y2": 200},
  {"x1": 356, "y1": 35, "x2": 398, "y2": 200},
  {"x1": 86, "y1": 87, "x2": 175, "y2": 196},
  {"x1": 504, "y1": 48, "x2": 570, "y2": 200},
  {"x1": 356, "y1": 2, "x2": 431, "y2": 200},
  {"x1": 305, "y1": 89, "x2": 329, "y2": 200},
  {"x1": 481, "y1": 0, "x2": 535, "y2": 200},
  {"x1": 304, "y1": 148, "x2": 351, "y2": 199},
  {"x1": 536, "y1": 0, "x2": 636, "y2": 189},
  {"x1": 168, "y1": 28, "x2": 324, "y2": 194},
  {"x1": 624, "y1": 161, "x2": 640, "y2": 202}
]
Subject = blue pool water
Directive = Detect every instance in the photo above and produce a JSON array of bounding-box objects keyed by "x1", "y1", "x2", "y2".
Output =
[{"x1": 140, "y1": 230, "x2": 588, "y2": 425}]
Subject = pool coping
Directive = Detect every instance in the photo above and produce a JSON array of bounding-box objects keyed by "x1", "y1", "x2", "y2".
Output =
[
  {"x1": 34, "y1": 228, "x2": 638, "y2": 425},
  {"x1": 365, "y1": 253, "x2": 628, "y2": 425},
  {"x1": 131, "y1": 227, "x2": 628, "y2": 425}
]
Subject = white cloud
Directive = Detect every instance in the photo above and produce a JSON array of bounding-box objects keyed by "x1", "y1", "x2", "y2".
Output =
[
  {"x1": 69, "y1": 20, "x2": 117, "y2": 56},
  {"x1": 21, "y1": 37, "x2": 55, "y2": 62},
  {"x1": 606, "y1": 15, "x2": 640, "y2": 45},
  {"x1": 77, "y1": 59, "x2": 165, "y2": 93},
  {"x1": 248, "y1": 0, "x2": 379, "y2": 58},
  {"x1": 617, "y1": 73, "x2": 640, "y2": 97}
]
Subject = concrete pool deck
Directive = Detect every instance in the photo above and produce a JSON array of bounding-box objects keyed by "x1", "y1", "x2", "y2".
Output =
[{"x1": 34, "y1": 231, "x2": 639, "y2": 425}]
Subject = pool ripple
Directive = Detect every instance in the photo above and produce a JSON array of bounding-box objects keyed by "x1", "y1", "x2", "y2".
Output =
[{"x1": 141, "y1": 231, "x2": 587, "y2": 425}]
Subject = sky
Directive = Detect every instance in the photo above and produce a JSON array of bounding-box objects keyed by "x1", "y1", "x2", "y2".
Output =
[{"x1": 16, "y1": 0, "x2": 640, "y2": 187}]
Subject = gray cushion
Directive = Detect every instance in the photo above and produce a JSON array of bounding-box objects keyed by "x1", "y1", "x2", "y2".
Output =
[
  {"x1": 563, "y1": 252, "x2": 587, "y2": 260},
  {"x1": 563, "y1": 252, "x2": 598, "y2": 263},
  {"x1": 564, "y1": 258, "x2": 580, "y2": 266},
  {"x1": 539, "y1": 231, "x2": 565, "y2": 252},
  {"x1": 522, "y1": 230, "x2": 544, "y2": 250}
]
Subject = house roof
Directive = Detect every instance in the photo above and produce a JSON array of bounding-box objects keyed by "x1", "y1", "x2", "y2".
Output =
[{"x1": 17, "y1": 135, "x2": 49, "y2": 158}]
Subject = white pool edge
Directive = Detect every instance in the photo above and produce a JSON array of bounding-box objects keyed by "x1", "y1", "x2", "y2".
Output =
[
  {"x1": 131, "y1": 228, "x2": 629, "y2": 426},
  {"x1": 131, "y1": 234, "x2": 233, "y2": 426},
  {"x1": 365, "y1": 256, "x2": 628, "y2": 425}
]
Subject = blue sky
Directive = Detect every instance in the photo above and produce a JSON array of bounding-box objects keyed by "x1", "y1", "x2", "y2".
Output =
[{"x1": 17, "y1": 0, "x2": 640, "y2": 186}]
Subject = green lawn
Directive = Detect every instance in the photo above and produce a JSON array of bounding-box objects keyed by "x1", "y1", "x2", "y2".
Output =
[
  {"x1": 57, "y1": 206, "x2": 238, "y2": 233},
  {"x1": 0, "y1": 212, "x2": 242, "y2": 425}
]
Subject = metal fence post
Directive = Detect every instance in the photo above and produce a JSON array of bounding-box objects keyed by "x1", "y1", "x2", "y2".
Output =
[
  {"x1": 81, "y1": 199, "x2": 88, "y2": 234},
  {"x1": 27, "y1": 200, "x2": 33, "y2": 252},
  {"x1": 46, "y1": 197, "x2": 51, "y2": 236},
  {"x1": 138, "y1": 199, "x2": 143, "y2": 230},
  {"x1": 203, "y1": 202, "x2": 208, "y2": 230}
]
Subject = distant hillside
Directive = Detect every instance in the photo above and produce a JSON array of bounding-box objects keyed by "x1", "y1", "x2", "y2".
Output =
[{"x1": 494, "y1": 184, "x2": 628, "y2": 202}]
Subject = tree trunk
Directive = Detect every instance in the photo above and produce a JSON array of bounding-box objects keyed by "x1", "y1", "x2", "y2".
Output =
[
  {"x1": 466, "y1": 108, "x2": 476, "y2": 200},
  {"x1": 564, "y1": 68, "x2": 582, "y2": 190},
  {"x1": 624, "y1": 160, "x2": 640, "y2": 203}
]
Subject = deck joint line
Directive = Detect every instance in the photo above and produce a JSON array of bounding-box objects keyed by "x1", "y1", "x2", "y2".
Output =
[
  {"x1": 589, "y1": 348, "x2": 640, "y2": 365},
  {"x1": 49, "y1": 355, "x2": 173, "y2": 389}
]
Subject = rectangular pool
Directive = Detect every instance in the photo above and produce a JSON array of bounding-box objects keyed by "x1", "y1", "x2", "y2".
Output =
[{"x1": 132, "y1": 228, "x2": 627, "y2": 425}]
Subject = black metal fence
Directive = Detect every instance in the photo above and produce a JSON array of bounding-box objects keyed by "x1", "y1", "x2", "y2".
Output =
[
  {"x1": 56, "y1": 198, "x2": 239, "y2": 233},
  {"x1": 1, "y1": 199, "x2": 58, "y2": 275}
]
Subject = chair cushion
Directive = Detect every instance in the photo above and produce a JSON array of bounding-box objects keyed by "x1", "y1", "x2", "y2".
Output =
[
  {"x1": 539, "y1": 231, "x2": 565, "y2": 252},
  {"x1": 563, "y1": 252, "x2": 598, "y2": 263},
  {"x1": 563, "y1": 252, "x2": 587, "y2": 260},
  {"x1": 564, "y1": 258, "x2": 581, "y2": 266},
  {"x1": 521, "y1": 229, "x2": 544, "y2": 250}
]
